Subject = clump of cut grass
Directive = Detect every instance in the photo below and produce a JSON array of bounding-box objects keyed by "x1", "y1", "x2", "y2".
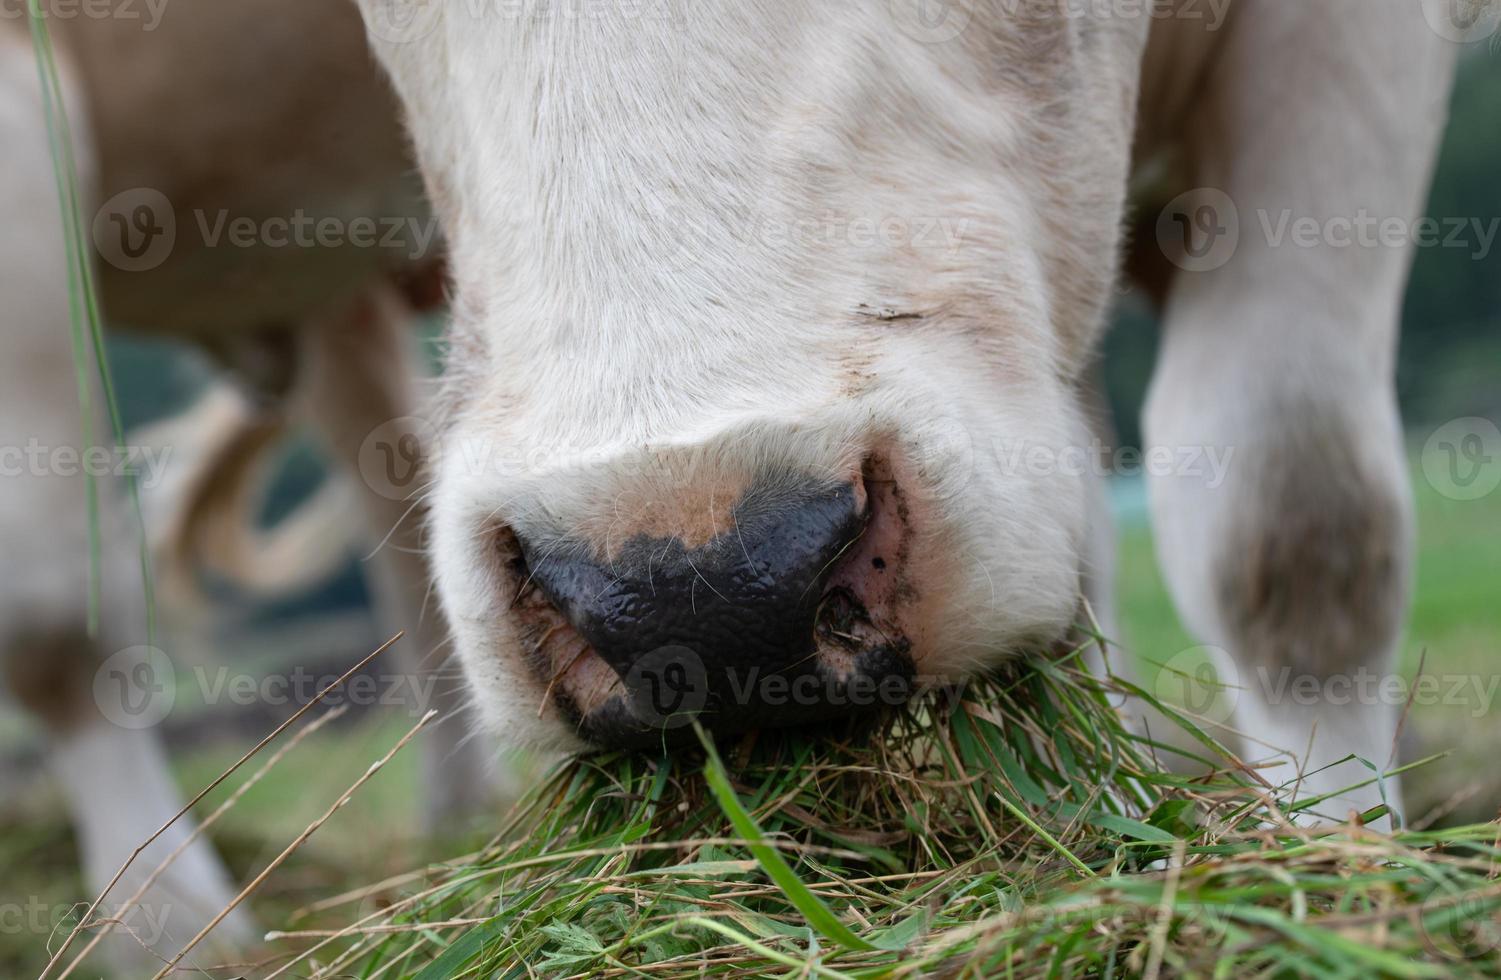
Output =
[{"x1": 253, "y1": 644, "x2": 1501, "y2": 978}]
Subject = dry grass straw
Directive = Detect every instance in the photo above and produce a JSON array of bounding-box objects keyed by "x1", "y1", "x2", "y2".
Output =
[{"x1": 209, "y1": 639, "x2": 1501, "y2": 978}]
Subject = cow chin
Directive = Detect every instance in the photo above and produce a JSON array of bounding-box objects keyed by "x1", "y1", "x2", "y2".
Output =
[{"x1": 427, "y1": 348, "x2": 1092, "y2": 754}]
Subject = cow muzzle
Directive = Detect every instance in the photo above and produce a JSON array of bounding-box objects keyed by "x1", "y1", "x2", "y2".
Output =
[{"x1": 508, "y1": 473, "x2": 919, "y2": 747}]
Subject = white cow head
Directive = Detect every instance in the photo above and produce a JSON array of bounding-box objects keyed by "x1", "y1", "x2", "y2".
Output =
[{"x1": 357, "y1": 0, "x2": 1149, "y2": 751}]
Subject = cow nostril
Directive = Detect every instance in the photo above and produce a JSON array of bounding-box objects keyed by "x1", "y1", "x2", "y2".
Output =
[{"x1": 814, "y1": 586, "x2": 883, "y2": 651}]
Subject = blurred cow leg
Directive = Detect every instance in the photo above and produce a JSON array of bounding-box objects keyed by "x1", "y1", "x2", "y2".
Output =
[
  {"x1": 1140, "y1": 0, "x2": 1457, "y2": 825},
  {"x1": 0, "y1": 30, "x2": 249, "y2": 968},
  {"x1": 294, "y1": 288, "x2": 498, "y2": 828}
]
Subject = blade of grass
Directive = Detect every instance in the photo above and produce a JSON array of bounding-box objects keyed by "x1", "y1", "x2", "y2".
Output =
[
  {"x1": 694, "y1": 722, "x2": 881, "y2": 953},
  {"x1": 24, "y1": 0, "x2": 100, "y2": 634},
  {"x1": 40, "y1": 633, "x2": 405, "y2": 980},
  {"x1": 24, "y1": 1, "x2": 156, "y2": 645}
]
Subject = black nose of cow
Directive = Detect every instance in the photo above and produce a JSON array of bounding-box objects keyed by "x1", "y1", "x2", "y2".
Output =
[{"x1": 516, "y1": 480, "x2": 904, "y2": 743}]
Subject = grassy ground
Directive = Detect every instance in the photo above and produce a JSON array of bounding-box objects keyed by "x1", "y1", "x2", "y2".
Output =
[
  {"x1": 3, "y1": 462, "x2": 1498, "y2": 977},
  {"x1": 118, "y1": 665, "x2": 1501, "y2": 977}
]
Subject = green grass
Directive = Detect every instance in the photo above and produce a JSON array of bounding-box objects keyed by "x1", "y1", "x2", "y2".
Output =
[
  {"x1": 222, "y1": 655, "x2": 1501, "y2": 979},
  {"x1": 22, "y1": 2, "x2": 156, "y2": 644}
]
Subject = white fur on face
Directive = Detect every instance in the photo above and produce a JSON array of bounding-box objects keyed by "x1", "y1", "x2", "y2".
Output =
[{"x1": 359, "y1": 1, "x2": 1150, "y2": 749}]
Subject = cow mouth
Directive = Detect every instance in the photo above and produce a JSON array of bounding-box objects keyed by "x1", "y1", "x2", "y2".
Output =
[{"x1": 500, "y1": 459, "x2": 922, "y2": 748}]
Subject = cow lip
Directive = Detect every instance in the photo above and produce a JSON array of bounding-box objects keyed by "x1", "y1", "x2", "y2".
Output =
[
  {"x1": 568, "y1": 635, "x2": 917, "y2": 749},
  {"x1": 525, "y1": 599, "x2": 917, "y2": 744}
]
